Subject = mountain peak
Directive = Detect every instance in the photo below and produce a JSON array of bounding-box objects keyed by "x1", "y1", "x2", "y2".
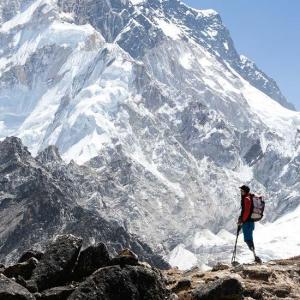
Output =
[
  {"x1": 0, "y1": 136, "x2": 31, "y2": 164},
  {"x1": 36, "y1": 145, "x2": 62, "y2": 163}
]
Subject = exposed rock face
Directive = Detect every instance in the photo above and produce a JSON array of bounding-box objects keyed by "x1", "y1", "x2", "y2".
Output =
[{"x1": 0, "y1": 137, "x2": 169, "y2": 270}]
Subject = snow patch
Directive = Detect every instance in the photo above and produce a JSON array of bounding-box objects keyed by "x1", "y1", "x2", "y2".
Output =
[
  {"x1": 168, "y1": 244, "x2": 198, "y2": 270},
  {"x1": 179, "y1": 53, "x2": 193, "y2": 70},
  {"x1": 193, "y1": 229, "x2": 225, "y2": 248},
  {"x1": 155, "y1": 18, "x2": 182, "y2": 40}
]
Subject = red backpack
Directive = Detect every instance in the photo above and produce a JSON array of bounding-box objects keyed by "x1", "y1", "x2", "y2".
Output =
[{"x1": 250, "y1": 194, "x2": 265, "y2": 222}]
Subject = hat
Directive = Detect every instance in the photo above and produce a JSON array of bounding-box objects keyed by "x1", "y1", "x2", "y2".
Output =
[{"x1": 239, "y1": 185, "x2": 250, "y2": 193}]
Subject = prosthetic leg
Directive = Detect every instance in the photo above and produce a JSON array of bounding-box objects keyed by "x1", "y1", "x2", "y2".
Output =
[{"x1": 245, "y1": 240, "x2": 262, "y2": 264}]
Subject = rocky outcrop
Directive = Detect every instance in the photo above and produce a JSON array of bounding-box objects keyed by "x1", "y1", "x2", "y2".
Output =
[
  {"x1": 68, "y1": 265, "x2": 167, "y2": 300},
  {"x1": 0, "y1": 234, "x2": 168, "y2": 300}
]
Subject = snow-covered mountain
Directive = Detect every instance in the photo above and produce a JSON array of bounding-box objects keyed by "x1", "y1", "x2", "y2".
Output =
[{"x1": 0, "y1": 0, "x2": 299, "y2": 267}]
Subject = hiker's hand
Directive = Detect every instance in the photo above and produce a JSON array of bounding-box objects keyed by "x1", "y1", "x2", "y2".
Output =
[{"x1": 237, "y1": 217, "x2": 242, "y2": 226}]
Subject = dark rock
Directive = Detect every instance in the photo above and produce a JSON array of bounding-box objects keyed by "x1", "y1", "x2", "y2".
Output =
[
  {"x1": 212, "y1": 263, "x2": 230, "y2": 272},
  {"x1": 68, "y1": 265, "x2": 167, "y2": 300},
  {"x1": 27, "y1": 235, "x2": 82, "y2": 292},
  {"x1": 243, "y1": 286, "x2": 263, "y2": 300},
  {"x1": 18, "y1": 251, "x2": 44, "y2": 264},
  {"x1": 242, "y1": 268, "x2": 272, "y2": 282},
  {"x1": 0, "y1": 273, "x2": 35, "y2": 300},
  {"x1": 192, "y1": 276, "x2": 243, "y2": 300},
  {"x1": 267, "y1": 285, "x2": 291, "y2": 298},
  {"x1": 109, "y1": 249, "x2": 139, "y2": 267},
  {"x1": 34, "y1": 292, "x2": 42, "y2": 299},
  {"x1": 0, "y1": 264, "x2": 5, "y2": 274},
  {"x1": 39, "y1": 286, "x2": 75, "y2": 300},
  {"x1": 4, "y1": 258, "x2": 38, "y2": 280},
  {"x1": 172, "y1": 278, "x2": 192, "y2": 292},
  {"x1": 36, "y1": 146, "x2": 62, "y2": 164},
  {"x1": 16, "y1": 275, "x2": 28, "y2": 288},
  {"x1": 72, "y1": 243, "x2": 110, "y2": 281}
]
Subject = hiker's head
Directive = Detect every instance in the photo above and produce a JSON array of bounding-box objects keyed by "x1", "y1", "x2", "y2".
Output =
[{"x1": 240, "y1": 185, "x2": 250, "y2": 195}]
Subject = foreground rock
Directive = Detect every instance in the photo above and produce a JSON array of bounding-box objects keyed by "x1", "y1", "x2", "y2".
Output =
[
  {"x1": 1, "y1": 233, "x2": 299, "y2": 300},
  {"x1": 0, "y1": 234, "x2": 168, "y2": 299},
  {"x1": 72, "y1": 243, "x2": 111, "y2": 281},
  {"x1": 109, "y1": 249, "x2": 139, "y2": 267},
  {"x1": 68, "y1": 265, "x2": 167, "y2": 300},
  {"x1": 164, "y1": 256, "x2": 300, "y2": 299},
  {"x1": 37, "y1": 286, "x2": 75, "y2": 300},
  {"x1": 4, "y1": 257, "x2": 38, "y2": 280},
  {"x1": 0, "y1": 274, "x2": 35, "y2": 300},
  {"x1": 18, "y1": 251, "x2": 44, "y2": 264},
  {"x1": 27, "y1": 235, "x2": 82, "y2": 292},
  {"x1": 192, "y1": 277, "x2": 242, "y2": 300}
]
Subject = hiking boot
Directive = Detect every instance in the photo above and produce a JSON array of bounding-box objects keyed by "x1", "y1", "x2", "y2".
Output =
[{"x1": 254, "y1": 256, "x2": 262, "y2": 264}]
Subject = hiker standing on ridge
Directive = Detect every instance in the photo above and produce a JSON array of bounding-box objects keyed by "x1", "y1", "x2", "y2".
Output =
[{"x1": 238, "y1": 185, "x2": 262, "y2": 263}]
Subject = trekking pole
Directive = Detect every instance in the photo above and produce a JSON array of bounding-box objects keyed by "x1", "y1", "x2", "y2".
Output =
[{"x1": 231, "y1": 225, "x2": 241, "y2": 265}]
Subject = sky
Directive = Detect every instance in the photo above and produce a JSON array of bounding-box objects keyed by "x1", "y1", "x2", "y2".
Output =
[{"x1": 183, "y1": 0, "x2": 300, "y2": 111}]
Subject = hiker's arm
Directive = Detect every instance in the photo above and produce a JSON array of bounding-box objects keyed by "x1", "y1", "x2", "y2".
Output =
[{"x1": 242, "y1": 196, "x2": 252, "y2": 222}]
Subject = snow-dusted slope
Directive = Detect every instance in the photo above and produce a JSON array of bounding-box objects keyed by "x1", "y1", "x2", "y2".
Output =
[{"x1": 0, "y1": 0, "x2": 299, "y2": 267}]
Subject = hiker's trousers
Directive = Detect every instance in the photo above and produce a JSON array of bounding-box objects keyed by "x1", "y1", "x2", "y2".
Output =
[{"x1": 242, "y1": 221, "x2": 255, "y2": 250}]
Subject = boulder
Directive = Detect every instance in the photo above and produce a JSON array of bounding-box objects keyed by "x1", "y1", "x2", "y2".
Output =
[
  {"x1": 242, "y1": 267, "x2": 272, "y2": 282},
  {"x1": 26, "y1": 235, "x2": 82, "y2": 292},
  {"x1": 18, "y1": 251, "x2": 44, "y2": 264},
  {"x1": 38, "y1": 286, "x2": 75, "y2": 300},
  {"x1": 192, "y1": 276, "x2": 243, "y2": 300},
  {"x1": 0, "y1": 273, "x2": 35, "y2": 300},
  {"x1": 212, "y1": 263, "x2": 230, "y2": 272},
  {"x1": 4, "y1": 258, "x2": 38, "y2": 280},
  {"x1": 172, "y1": 278, "x2": 192, "y2": 292},
  {"x1": 68, "y1": 265, "x2": 168, "y2": 300},
  {"x1": 109, "y1": 249, "x2": 139, "y2": 267},
  {"x1": 72, "y1": 243, "x2": 110, "y2": 281}
]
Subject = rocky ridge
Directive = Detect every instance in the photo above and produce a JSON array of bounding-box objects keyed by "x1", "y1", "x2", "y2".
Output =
[{"x1": 0, "y1": 136, "x2": 169, "y2": 269}]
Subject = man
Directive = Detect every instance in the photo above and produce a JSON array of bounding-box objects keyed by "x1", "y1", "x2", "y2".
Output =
[{"x1": 238, "y1": 185, "x2": 262, "y2": 263}]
